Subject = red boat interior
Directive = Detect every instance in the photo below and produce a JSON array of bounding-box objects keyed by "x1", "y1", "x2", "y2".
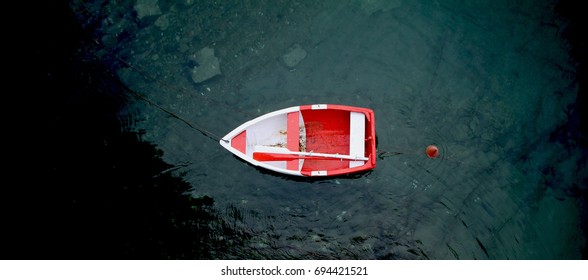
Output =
[
  {"x1": 299, "y1": 106, "x2": 376, "y2": 175},
  {"x1": 300, "y1": 109, "x2": 351, "y2": 172}
]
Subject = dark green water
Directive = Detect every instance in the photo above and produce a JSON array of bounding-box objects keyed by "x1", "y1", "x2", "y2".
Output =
[{"x1": 4, "y1": 0, "x2": 585, "y2": 259}]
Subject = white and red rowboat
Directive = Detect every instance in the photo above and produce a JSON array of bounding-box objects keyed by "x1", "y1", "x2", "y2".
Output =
[{"x1": 219, "y1": 104, "x2": 376, "y2": 176}]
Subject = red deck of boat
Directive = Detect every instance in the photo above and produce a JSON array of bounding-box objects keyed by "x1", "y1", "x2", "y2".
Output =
[
  {"x1": 232, "y1": 131, "x2": 246, "y2": 154},
  {"x1": 300, "y1": 108, "x2": 350, "y2": 173}
]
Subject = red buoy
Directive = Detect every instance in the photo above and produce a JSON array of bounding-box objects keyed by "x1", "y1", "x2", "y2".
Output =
[{"x1": 426, "y1": 145, "x2": 439, "y2": 158}]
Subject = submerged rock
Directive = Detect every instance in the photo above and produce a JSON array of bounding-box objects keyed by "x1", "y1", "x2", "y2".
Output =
[
  {"x1": 154, "y1": 14, "x2": 170, "y2": 30},
  {"x1": 281, "y1": 44, "x2": 307, "y2": 68},
  {"x1": 134, "y1": 0, "x2": 162, "y2": 20},
  {"x1": 190, "y1": 47, "x2": 221, "y2": 84}
]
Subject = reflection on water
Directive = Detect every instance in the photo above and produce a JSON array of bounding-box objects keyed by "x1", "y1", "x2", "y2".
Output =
[{"x1": 11, "y1": 0, "x2": 585, "y2": 259}]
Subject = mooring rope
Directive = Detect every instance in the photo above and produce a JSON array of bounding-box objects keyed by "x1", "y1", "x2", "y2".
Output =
[
  {"x1": 125, "y1": 89, "x2": 227, "y2": 143},
  {"x1": 89, "y1": 39, "x2": 230, "y2": 143},
  {"x1": 377, "y1": 151, "x2": 404, "y2": 159}
]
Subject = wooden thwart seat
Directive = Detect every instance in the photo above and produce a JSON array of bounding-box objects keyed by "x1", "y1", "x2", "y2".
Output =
[
  {"x1": 349, "y1": 112, "x2": 366, "y2": 168},
  {"x1": 286, "y1": 112, "x2": 300, "y2": 170}
]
